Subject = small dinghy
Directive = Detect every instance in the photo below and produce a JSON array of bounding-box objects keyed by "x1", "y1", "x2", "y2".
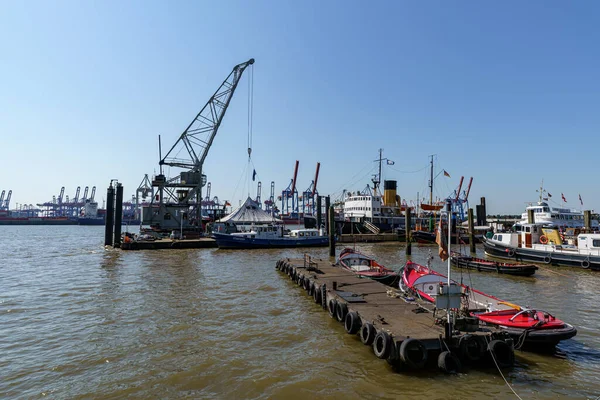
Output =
[
  {"x1": 338, "y1": 248, "x2": 399, "y2": 286},
  {"x1": 450, "y1": 251, "x2": 538, "y2": 276}
]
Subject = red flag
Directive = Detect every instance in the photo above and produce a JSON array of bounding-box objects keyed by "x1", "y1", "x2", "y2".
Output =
[
  {"x1": 579, "y1": 194, "x2": 583, "y2": 206},
  {"x1": 443, "y1": 170, "x2": 451, "y2": 178},
  {"x1": 561, "y1": 193, "x2": 567, "y2": 203},
  {"x1": 435, "y1": 219, "x2": 449, "y2": 261}
]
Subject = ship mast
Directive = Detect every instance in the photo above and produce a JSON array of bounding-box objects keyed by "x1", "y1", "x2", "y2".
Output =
[
  {"x1": 372, "y1": 148, "x2": 383, "y2": 196},
  {"x1": 429, "y1": 155, "x2": 434, "y2": 205}
]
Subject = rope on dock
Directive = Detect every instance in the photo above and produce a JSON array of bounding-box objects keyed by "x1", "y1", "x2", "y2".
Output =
[{"x1": 484, "y1": 336, "x2": 523, "y2": 400}]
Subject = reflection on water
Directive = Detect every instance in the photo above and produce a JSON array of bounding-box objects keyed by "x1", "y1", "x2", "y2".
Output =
[{"x1": 1, "y1": 227, "x2": 600, "y2": 399}]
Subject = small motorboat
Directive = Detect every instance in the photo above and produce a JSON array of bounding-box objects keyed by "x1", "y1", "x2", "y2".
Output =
[
  {"x1": 450, "y1": 251, "x2": 538, "y2": 276},
  {"x1": 400, "y1": 261, "x2": 577, "y2": 347},
  {"x1": 338, "y1": 248, "x2": 399, "y2": 286}
]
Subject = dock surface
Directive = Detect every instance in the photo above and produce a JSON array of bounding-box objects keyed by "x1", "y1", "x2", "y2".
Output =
[{"x1": 121, "y1": 237, "x2": 217, "y2": 250}]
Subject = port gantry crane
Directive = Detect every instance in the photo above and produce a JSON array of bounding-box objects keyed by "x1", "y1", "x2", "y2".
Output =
[{"x1": 144, "y1": 58, "x2": 255, "y2": 232}]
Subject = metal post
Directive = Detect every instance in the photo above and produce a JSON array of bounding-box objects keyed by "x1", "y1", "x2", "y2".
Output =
[
  {"x1": 316, "y1": 196, "x2": 322, "y2": 228},
  {"x1": 468, "y1": 208, "x2": 476, "y2": 253},
  {"x1": 324, "y1": 196, "x2": 331, "y2": 234},
  {"x1": 446, "y1": 199, "x2": 452, "y2": 340},
  {"x1": 104, "y1": 182, "x2": 115, "y2": 246},
  {"x1": 113, "y1": 183, "x2": 123, "y2": 248},
  {"x1": 328, "y1": 205, "x2": 335, "y2": 257},
  {"x1": 405, "y1": 207, "x2": 412, "y2": 255},
  {"x1": 584, "y1": 210, "x2": 591, "y2": 231}
]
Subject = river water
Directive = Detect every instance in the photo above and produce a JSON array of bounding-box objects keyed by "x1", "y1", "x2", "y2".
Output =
[{"x1": 1, "y1": 226, "x2": 599, "y2": 399}]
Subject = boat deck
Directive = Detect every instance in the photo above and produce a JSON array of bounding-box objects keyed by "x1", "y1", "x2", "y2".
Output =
[{"x1": 120, "y1": 238, "x2": 217, "y2": 250}]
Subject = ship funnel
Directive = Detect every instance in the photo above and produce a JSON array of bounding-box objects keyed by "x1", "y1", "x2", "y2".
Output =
[{"x1": 383, "y1": 180, "x2": 397, "y2": 206}]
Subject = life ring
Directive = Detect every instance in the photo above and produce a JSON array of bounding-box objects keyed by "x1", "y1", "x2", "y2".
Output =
[
  {"x1": 399, "y1": 338, "x2": 428, "y2": 369},
  {"x1": 336, "y1": 302, "x2": 348, "y2": 323},
  {"x1": 438, "y1": 351, "x2": 462, "y2": 374},
  {"x1": 313, "y1": 285, "x2": 321, "y2": 303},
  {"x1": 543, "y1": 256, "x2": 551, "y2": 264},
  {"x1": 360, "y1": 322, "x2": 376, "y2": 345},
  {"x1": 459, "y1": 334, "x2": 483, "y2": 362},
  {"x1": 507, "y1": 249, "x2": 515, "y2": 257},
  {"x1": 373, "y1": 331, "x2": 393, "y2": 359},
  {"x1": 539, "y1": 235, "x2": 548, "y2": 244},
  {"x1": 344, "y1": 311, "x2": 361, "y2": 334},
  {"x1": 487, "y1": 340, "x2": 514, "y2": 368},
  {"x1": 327, "y1": 299, "x2": 337, "y2": 318},
  {"x1": 582, "y1": 259, "x2": 590, "y2": 269}
]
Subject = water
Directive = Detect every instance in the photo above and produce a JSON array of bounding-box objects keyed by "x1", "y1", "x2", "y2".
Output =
[{"x1": 1, "y1": 226, "x2": 600, "y2": 399}]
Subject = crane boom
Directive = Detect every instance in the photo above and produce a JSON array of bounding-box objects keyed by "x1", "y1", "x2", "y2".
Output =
[{"x1": 160, "y1": 58, "x2": 255, "y2": 170}]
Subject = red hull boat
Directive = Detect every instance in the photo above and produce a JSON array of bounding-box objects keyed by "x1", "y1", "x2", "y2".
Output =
[
  {"x1": 401, "y1": 261, "x2": 576, "y2": 347},
  {"x1": 338, "y1": 248, "x2": 399, "y2": 286}
]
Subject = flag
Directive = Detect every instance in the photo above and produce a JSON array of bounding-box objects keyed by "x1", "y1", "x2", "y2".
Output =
[
  {"x1": 561, "y1": 193, "x2": 567, "y2": 203},
  {"x1": 435, "y1": 219, "x2": 449, "y2": 261},
  {"x1": 579, "y1": 194, "x2": 583, "y2": 206},
  {"x1": 548, "y1": 193, "x2": 552, "y2": 198},
  {"x1": 225, "y1": 201, "x2": 231, "y2": 206},
  {"x1": 543, "y1": 197, "x2": 548, "y2": 201},
  {"x1": 252, "y1": 169, "x2": 256, "y2": 181},
  {"x1": 443, "y1": 170, "x2": 451, "y2": 178},
  {"x1": 387, "y1": 160, "x2": 395, "y2": 165}
]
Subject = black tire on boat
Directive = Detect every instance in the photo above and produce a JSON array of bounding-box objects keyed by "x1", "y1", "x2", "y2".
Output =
[
  {"x1": 344, "y1": 311, "x2": 361, "y2": 334},
  {"x1": 438, "y1": 351, "x2": 462, "y2": 374},
  {"x1": 313, "y1": 285, "x2": 321, "y2": 303},
  {"x1": 508, "y1": 249, "x2": 515, "y2": 257},
  {"x1": 399, "y1": 338, "x2": 428, "y2": 369},
  {"x1": 459, "y1": 334, "x2": 483, "y2": 362},
  {"x1": 582, "y1": 259, "x2": 590, "y2": 269},
  {"x1": 336, "y1": 302, "x2": 348, "y2": 323},
  {"x1": 328, "y1": 299, "x2": 337, "y2": 318},
  {"x1": 487, "y1": 340, "x2": 515, "y2": 368},
  {"x1": 373, "y1": 331, "x2": 393, "y2": 359},
  {"x1": 360, "y1": 322, "x2": 376, "y2": 345},
  {"x1": 543, "y1": 256, "x2": 551, "y2": 264}
]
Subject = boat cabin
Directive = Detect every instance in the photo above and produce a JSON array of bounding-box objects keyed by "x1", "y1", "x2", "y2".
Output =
[{"x1": 288, "y1": 228, "x2": 322, "y2": 238}]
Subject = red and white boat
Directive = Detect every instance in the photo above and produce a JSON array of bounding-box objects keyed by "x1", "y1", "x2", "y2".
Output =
[
  {"x1": 338, "y1": 248, "x2": 399, "y2": 286},
  {"x1": 400, "y1": 261, "x2": 577, "y2": 347}
]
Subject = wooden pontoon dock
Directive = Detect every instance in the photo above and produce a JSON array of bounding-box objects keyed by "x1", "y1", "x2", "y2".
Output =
[{"x1": 276, "y1": 256, "x2": 516, "y2": 373}]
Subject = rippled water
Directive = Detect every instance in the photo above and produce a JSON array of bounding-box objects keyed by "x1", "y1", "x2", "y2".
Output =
[{"x1": 1, "y1": 226, "x2": 600, "y2": 399}]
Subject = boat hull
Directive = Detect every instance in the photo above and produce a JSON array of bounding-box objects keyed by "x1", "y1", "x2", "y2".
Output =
[
  {"x1": 338, "y1": 248, "x2": 399, "y2": 286},
  {"x1": 450, "y1": 253, "x2": 538, "y2": 276},
  {"x1": 483, "y1": 239, "x2": 600, "y2": 271},
  {"x1": 212, "y1": 232, "x2": 329, "y2": 249}
]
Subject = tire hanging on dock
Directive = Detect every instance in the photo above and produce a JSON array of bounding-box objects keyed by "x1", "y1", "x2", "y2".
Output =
[
  {"x1": 438, "y1": 351, "x2": 461, "y2": 374},
  {"x1": 335, "y1": 302, "x2": 348, "y2": 323},
  {"x1": 459, "y1": 334, "x2": 483, "y2": 362},
  {"x1": 360, "y1": 322, "x2": 376, "y2": 345},
  {"x1": 328, "y1": 299, "x2": 338, "y2": 318},
  {"x1": 344, "y1": 311, "x2": 361, "y2": 334},
  {"x1": 399, "y1": 338, "x2": 428, "y2": 369},
  {"x1": 313, "y1": 284, "x2": 321, "y2": 304},
  {"x1": 487, "y1": 339, "x2": 515, "y2": 368},
  {"x1": 373, "y1": 331, "x2": 393, "y2": 359}
]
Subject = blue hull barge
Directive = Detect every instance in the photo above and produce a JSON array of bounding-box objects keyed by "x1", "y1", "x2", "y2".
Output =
[{"x1": 212, "y1": 230, "x2": 328, "y2": 249}]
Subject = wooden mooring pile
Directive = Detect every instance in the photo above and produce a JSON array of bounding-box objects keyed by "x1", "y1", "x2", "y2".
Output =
[{"x1": 276, "y1": 256, "x2": 516, "y2": 374}]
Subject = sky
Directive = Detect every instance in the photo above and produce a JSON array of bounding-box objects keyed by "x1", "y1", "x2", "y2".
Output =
[{"x1": 1, "y1": 1, "x2": 599, "y2": 215}]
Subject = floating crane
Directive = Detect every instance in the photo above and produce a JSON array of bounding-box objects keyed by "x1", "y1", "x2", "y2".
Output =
[{"x1": 145, "y1": 58, "x2": 255, "y2": 231}]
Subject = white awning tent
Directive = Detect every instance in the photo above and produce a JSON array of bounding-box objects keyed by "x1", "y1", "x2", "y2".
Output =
[{"x1": 218, "y1": 197, "x2": 282, "y2": 224}]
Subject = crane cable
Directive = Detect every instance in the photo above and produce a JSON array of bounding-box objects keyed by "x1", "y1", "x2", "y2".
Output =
[{"x1": 246, "y1": 64, "x2": 255, "y2": 198}]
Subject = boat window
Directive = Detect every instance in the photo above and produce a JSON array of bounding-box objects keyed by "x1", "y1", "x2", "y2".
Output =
[
  {"x1": 312, "y1": 232, "x2": 316, "y2": 236},
  {"x1": 299, "y1": 232, "x2": 304, "y2": 237},
  {"x1": 593, "y1": 239, "x2": 600, "y2": 247},
  {"x1": 497, "y1": 234, "x2": 502, "y2": 241}
]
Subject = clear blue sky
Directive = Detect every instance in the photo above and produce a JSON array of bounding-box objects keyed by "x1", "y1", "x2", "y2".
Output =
[{"x1": 1, "y1": 1, "x2": 599, "y2": 214}]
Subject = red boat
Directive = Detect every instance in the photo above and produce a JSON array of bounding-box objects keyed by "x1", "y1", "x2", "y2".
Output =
[
  {"x1": 338, "y1": 248, "x2": 399, "y2": 286},
  {"x1": 401, "y1": 261, "x2": 577, "y2": 347}
]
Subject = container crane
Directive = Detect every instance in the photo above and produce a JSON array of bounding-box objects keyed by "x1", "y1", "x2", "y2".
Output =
[
  {"x1": 301, "y1": 162, "x2": 320, "y2": 214},
  {"x1": 264, "y1": 181, "x2": 276, "y2": 214},
  {"x1": 144, "y1": 58, "x2": 255, "y2": 231},
  {"x1": 281, "y1": 161, "x2": 299, "y2": 215},
  {"x1": 82, "y1": 186, "x2": 89, "y2": 202},
  {"x1": 2, "y1": 190, "x2": 11, "y2": 210},
  {"x1": 0, "y1": 191, "x2": 4, "y2": 210},
  {"x1": 255, "y1": 181, "x2": 262, "y2": 208}
]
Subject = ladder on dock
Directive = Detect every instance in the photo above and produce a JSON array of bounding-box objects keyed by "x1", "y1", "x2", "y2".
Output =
[{"x1": 363, "y1": 220, "x2": 380, "y2": 234}]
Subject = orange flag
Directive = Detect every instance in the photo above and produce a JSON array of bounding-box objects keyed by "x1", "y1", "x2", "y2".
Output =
[{"x1": 435, "y1": 218, "x2": 449, "y2": 261}]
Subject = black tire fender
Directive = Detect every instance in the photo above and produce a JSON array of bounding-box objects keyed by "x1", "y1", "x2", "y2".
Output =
[
  {"x1": 336, "y1": 302, "x2": 348, "y2": 323},
  {"x1": 438, "y1": 351, "x2": 462, "y2": 374},
  {"x1": 328, "y1": 299, "x2": 337, "y2": 318},
  {"x1": 313, "y1": 284, "x2": 321, "y2": 303},
  {"x1": 360, "y1": 322, "x2": 376, "y2": 345},
  {"x1": 459, "y1": 334, "x2": 483, "y2": 362},
  {"x1": 344, "y1": 311, "x2": 361, "y2": 334},
  {"x1": 487, "y1": 339, "x2": 515, "y2": 368},
  {"x1": 373, "y1": 330, "x2": 393, "y2": 359},
  {"x1": 399, "y1": 338, "x2": 428, "y2": 369}
]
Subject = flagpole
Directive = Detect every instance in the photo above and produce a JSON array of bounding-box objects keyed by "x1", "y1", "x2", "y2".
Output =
[{"x1": 446, "y1": 198, "x2": 452, "y2": 338}]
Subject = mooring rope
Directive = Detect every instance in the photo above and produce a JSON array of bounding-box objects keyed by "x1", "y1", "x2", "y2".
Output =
[{"x1": 484, "y1": 336, "x2": 523, "y2": 400}]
